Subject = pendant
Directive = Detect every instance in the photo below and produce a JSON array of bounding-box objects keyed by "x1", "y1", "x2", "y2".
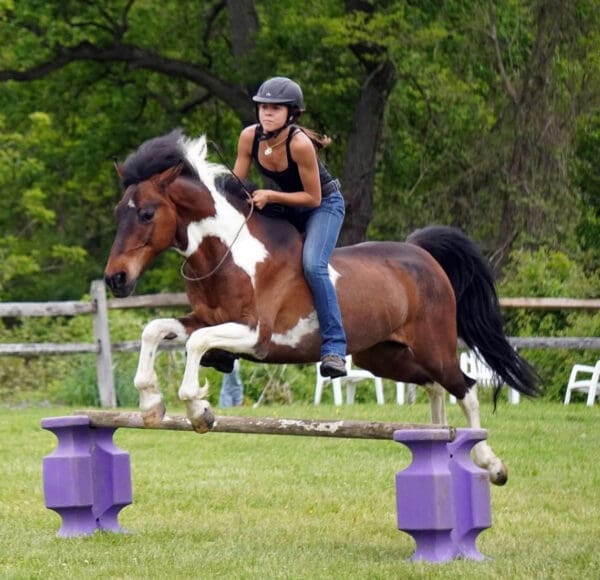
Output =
[{"x1": 264, "y1": 146, "x2": 273, "y2": 156}]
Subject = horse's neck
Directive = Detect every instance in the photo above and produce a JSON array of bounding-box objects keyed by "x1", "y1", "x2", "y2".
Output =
[
  {"x1": 219, "y1": 188, "x2": 305, "y2": 253},
  {"x1": 170, "y1": 178, "x2": 215, "y2": 217},
  {"x1": 170, "y1": 177, "x2": 304, "y2": 270}
]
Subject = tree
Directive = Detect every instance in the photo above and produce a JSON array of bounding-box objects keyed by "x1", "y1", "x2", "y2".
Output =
[
  {"x1": 371, "y1": 0, "x2": 600, "y2": 273},
  {"x1": 1, "y1": 0, "x2": 599, "y2": 300},
  {"x1": 0, "y1": 1, "x2": 402, "y2": 247}
]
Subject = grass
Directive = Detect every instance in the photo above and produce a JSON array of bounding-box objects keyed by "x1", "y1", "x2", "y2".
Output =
[{"x1": 0, "y1": 398, "x2": 599, "y2": 579}]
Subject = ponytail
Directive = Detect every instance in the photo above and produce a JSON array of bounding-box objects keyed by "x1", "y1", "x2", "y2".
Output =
[{"x1": 297, "y1": 126, "x2": 332, "y2": 150}]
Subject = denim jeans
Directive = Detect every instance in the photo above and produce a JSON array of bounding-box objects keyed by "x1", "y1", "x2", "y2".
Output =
[
  {"x1": 298, "y1": 190, "x2": 347, "y2": 359},
  {"x1": 218, "y1": 360, "x2": 244, "y2": 407}
]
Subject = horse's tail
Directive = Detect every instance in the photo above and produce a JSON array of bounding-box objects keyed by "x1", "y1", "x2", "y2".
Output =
[{"x1": 407, "y1": 225, "x2": 542, "y2": 402}]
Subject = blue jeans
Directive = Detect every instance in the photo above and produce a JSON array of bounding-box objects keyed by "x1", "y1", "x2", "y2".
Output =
[
  {"x1": 297, "y1": 190, "x2": 347, "y2": 359},
  {"x1": 219, "y1": 360, "x2": 244, "y2": 407}
]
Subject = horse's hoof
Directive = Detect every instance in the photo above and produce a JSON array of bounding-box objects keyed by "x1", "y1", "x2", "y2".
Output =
[
  {"x1": 489, "y1": 462, "x2": 509, "y2": 486},
  {"x1": 187, "y1": 399, "x2": 216, "y2": 433},
  {"x1": 141, "y1": 401, "x2": 166, "y2": 427}
]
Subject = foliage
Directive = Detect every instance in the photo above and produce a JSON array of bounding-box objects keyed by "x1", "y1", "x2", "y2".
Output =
[
  {"x1": 498, "y1": 247, "x2": 600, "y2": 399},
  {"x1": 0, "y1": 313, "x2": 93, "y2": 404},
  {"x1": 0, "y1": 1, "x2": 599, "y2": 406},
  {"x1": 0, "y1": 1, "x2": 599, "y2": 300},
  {"x1": 0, "y1": 305, "x2": 323, "y2": 407}
]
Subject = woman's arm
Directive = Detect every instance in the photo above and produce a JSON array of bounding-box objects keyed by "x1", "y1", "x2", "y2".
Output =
[{"x1": 232, "y1": 126, "x2": 255, "y2": 180}]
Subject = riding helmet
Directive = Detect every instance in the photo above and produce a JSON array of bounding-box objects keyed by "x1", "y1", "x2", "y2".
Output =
[{"x1": 252, "y1": 77, "x2": 304, "y2": 110}]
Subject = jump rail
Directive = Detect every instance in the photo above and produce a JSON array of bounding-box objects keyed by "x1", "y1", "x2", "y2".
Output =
[
  {"x1": 79, "y1": 409, "x2": 455, "y2": 440},
  {"x1": 41, "y1": 411, "x2": 491, "y2": 564}
]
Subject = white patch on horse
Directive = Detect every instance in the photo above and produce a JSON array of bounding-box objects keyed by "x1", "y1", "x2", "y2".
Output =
[
  {"x1": 178, "y1": 135, "x2": 268, "y2": 287},
  {"x1": 127, "y1": 199, "x2": 136, "y2": 209},
  {"x1": 272, "y1": 312, "x2": 319, "y2": 347}
]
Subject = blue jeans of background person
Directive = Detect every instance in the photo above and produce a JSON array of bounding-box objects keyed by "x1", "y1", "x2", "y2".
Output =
[
  {"x1": 298, "y1": 190, "x2": 347, "y2": 359},
  {"x1": 219, "y1": 359, "x2": 244, "y2": 407}
]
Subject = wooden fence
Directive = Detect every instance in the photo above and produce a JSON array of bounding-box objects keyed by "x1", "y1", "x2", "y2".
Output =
[{"x1": 1, "y1": 280, "x2": 599, "y2": 407}]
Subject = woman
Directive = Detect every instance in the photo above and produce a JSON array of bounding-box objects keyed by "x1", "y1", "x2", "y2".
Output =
[{"x1": 233, "y1": 76, "x2": 347, "y2": 378}]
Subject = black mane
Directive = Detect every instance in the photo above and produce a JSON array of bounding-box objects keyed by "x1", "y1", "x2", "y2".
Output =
[
  {"x1": 121, "y1": 129, "x2": 197, "y2": 188},
  {"x1": 120, "y1": 129, "x2": 262, "y2": 212},
  {"x1": 215, "y1": 174, "x2": 256, "y2": 199}
]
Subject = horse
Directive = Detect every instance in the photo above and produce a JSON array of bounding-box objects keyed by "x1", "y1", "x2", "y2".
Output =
[{"x1": 104, "y1": 129, "x2": 541, "y2": 485}]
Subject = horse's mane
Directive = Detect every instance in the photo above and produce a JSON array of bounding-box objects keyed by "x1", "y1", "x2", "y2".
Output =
[
  {"x1": 121, "y1": 129, "x2": 232, "y2": 192},
  {"x1": 120, "y1": 129, "x2": 268, "y2": 216}
]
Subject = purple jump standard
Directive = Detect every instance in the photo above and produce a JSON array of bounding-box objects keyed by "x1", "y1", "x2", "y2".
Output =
[
  {"x1": 394, "y1": 428, "x2": 491, "y2": 562},
  {"x1": 41, "y1": 416, "x2": 132, "y2": 537},
  {"x1": 41, "y1": 415, "x2": 491, "y2": 563}
]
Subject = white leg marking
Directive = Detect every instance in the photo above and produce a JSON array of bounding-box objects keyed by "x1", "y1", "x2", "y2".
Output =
[
  {"x1": 423, "y1": 383, "x2": 447, "y2": 424},
  {"x1": 179, "y1": 322, "x2": 259, "y2": 403},
  {"x1": 458, "y1": 387, "x2": 507, "y2": 484},
  {"x1": 134, "y1": 318, "x2": 187, "y2": 413}
]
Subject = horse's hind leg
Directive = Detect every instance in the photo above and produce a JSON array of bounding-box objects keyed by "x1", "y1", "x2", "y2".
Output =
[
  {"x1": 458, "y1": 387, "x2": 508, "y2": 486},
  {"x1": 425, "y1": 384, "x2": 508, "y2": 485},
  {"x1": 422, "y1": 383, "x2": 448, "y2": 424},
  {"x1": 134, "y1": 318, "x2": 187, "y2": 426},
  {"x1": 353, "y1": 343, "x2": 508, "y2": 485}
]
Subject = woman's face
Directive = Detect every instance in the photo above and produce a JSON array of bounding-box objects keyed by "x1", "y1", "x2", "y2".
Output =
[{"x1": 258, "y1": 103, "x2": 289, "y2": 133}]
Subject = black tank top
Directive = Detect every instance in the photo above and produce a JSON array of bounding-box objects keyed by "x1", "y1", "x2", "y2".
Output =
[{"x1": 252, "y1": 125, "x2": 333, "y2": 192}]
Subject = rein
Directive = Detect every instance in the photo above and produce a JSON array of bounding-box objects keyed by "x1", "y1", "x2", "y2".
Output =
[{"x1": 179, "y1": 142, "x2": 254, "y2": 283}]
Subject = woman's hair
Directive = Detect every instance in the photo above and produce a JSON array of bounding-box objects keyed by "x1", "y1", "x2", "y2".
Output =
[{"x1": 297, "y1": 126, "x2": 332, "y2": 150}]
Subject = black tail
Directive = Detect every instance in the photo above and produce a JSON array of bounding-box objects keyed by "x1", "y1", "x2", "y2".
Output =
[{"x1": 407, "y1": 225, "x2": 542, "y2": 403}]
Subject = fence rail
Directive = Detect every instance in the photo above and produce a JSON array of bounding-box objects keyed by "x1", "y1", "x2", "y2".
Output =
[{"x1": 1, "y1": 281, "x2": 599, "y2": 407}]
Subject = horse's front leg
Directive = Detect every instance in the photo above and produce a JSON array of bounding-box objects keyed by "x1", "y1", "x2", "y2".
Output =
[
  {"x1": 134, "y1": 318, "x2": 188, "y2": 427},
  {"x1": 458, "y1": 387, "x2": 508, "y2": 486},
  {"x1": 179, "y1": 322, "x2": 260, "y2": 432}
]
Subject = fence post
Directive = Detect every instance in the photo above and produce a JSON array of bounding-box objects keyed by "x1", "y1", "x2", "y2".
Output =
[{"x1": 91, "y1": 280, "x2": 116, "y2": 407}]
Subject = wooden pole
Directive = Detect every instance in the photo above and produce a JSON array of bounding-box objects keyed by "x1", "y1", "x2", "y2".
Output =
[
  {"x1": 90, "y1": 281, "x2": 116, "y2": 408},
  {"x1": 77, "y1": 410, "x2": 455, "y2": 440}
]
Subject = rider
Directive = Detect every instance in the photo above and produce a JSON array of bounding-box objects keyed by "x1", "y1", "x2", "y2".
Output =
[{"x1": 233, "y1": 76, "x2": 347, "y2": 378}]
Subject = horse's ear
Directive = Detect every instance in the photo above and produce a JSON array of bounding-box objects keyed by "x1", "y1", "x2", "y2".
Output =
[
  {"x1": 157, "y1": 162, "x2": 184, "y2": 189},
  {"x1": 113, "y1": 158, "x2": 125, "y2": 179}
]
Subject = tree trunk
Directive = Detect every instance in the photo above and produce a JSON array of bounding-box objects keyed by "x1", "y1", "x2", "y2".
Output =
[
  {"x1": 488, "y1": 0, "x2": 576, "y2": 271},
  {"x1": 339, "y1": 60, "x2": 397, "y2": 246},
  {"x1": 226, "y1": 0, "x2": 259, "y2": 68}
]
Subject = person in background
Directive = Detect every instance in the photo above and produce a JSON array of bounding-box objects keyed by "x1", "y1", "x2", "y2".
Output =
[
  {"x1": 233, "y1": 76, "x2": 347, "y2": 379},
  {"x1": 219, "y1": 359, "x2": 244, "y2": 407}
]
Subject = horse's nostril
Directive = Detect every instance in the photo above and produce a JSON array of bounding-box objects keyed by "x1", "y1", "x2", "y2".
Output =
[{"x1": 105, "y1": 271, "x2": 127, "y2": 291}]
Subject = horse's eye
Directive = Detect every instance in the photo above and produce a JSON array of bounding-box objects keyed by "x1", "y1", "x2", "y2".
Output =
[{"x1": 138, "y1": 207, "x2": 155, "y2": 224}]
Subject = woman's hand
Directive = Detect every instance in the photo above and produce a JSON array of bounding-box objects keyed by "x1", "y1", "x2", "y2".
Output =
[{"x1": 250, "y1": 189, "x2": 271, "y2": 210}]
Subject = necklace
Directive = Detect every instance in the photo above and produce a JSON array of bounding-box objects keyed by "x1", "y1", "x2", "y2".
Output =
[{"x1": 264, "y1": 135, "x2": 287, "y2": 156}]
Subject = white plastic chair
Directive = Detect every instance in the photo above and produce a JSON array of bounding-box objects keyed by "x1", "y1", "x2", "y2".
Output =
[
  {"x1": 563, "y1": 360, "x2": 600, "y2": 406},
  {"x1": 314, "y1": 355, "x2": 384, "y2": 406},
  {"x1": 450, "y1": 350, "x2": 520, "y2": 405}
]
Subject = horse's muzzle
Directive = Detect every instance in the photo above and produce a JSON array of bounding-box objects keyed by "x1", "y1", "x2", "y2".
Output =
[{"x1": 104, "y1": 271, "x2": 135, "y2": 297}]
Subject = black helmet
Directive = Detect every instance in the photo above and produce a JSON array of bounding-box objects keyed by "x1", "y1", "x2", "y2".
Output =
[{"x1": 252, "y1": 77, "x2": 304, "y2": 109}]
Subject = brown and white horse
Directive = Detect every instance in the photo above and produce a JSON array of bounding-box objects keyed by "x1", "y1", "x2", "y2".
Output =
[{"x1": 104, "y1": 130, "x2": 540, "y2": 485}]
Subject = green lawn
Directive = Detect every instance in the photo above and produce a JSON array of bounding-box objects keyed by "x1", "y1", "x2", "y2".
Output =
[{"x1": 1, "y1": 399, "x2": 599, "y2": 579}]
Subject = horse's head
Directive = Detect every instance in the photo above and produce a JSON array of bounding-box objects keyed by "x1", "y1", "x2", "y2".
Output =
[
  {"x1": 104, "y1": 129, "x2": 273, "y2": 297},
  {"x1": 104, "y1": 162, "x2": 182, "y2": 297}
]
